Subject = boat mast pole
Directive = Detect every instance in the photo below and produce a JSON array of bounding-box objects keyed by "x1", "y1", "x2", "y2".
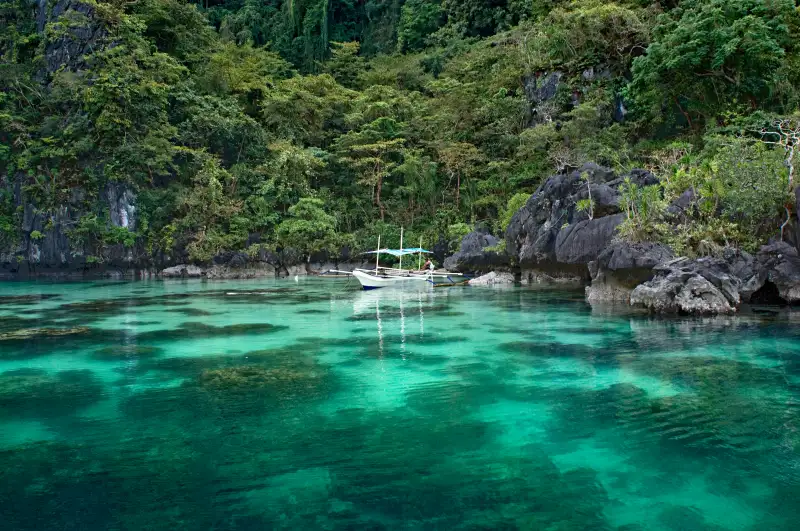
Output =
[
  {"x1": 418, "y1": 236, "x2": 422, "y2": 270},
  {"x1": 375, "y1": 234, "x2": 381, "y2": 273},
  {"x1": 399, "y1": 226, "x2": 404, "y2": 271}
]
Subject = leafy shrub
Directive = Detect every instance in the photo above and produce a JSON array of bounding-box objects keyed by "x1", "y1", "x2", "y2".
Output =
[
  {"x1": 275, "y1": 197, "x2": 337, "y2": 260},
  {"x1": 662, "y1": 136, "x2": 789, "y2": 252},
  {"x1": 617, "y1": 178, "x2": 667, "y2": 242},
  {"x1": 499, "y1": 192, "x2": 530, "y2": 233},
  {"x1": 663, "y1": 218, "x2": 749, "y2": 257},
  {"x1": 521, "y1": 0, "x2": 653, "y2": 71},
  {"x1": 447, "y1": 222, "x2": 471, "y2": 251}
]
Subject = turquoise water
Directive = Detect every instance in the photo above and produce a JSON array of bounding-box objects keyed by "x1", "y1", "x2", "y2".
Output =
[{"x1": 1, "y1": 278, "x2": 799, "y2": 530}]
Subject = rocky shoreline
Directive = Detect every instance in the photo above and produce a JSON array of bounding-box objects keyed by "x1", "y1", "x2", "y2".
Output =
[
  {"x1": 448, "y1": 163, "x2": 800, "y2": 315},
  {"x1": 4, "y1": 161, "x2": 800, "y2": 317}
]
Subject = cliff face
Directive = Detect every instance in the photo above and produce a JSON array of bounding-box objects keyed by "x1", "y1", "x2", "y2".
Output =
[
  {"x1": 42, "y1": 0, "x2": 108, "y2": 75},
  {"x1": 0, "y1": 1, "x2": 128, "y2": 277}
]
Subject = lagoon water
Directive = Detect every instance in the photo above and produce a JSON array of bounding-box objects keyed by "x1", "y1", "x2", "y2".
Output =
[{"x1": 1, "y1": 278, "x2": 799, "y2": 530}]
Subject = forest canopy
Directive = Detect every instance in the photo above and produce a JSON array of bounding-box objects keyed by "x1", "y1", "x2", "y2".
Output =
[{"x1": 2, "y1": 0, "x2": 800, "y2": 264}]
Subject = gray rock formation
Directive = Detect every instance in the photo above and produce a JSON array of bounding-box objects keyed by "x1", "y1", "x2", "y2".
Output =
[
  {"x1": 586, "y1": 242, "x2": 674, "y2": 302},
  {"x1": 443, "y1": 230, "x2": 508, "y2": 273},
  {"x1": 630, "y1": 255, "x2": 747, "y2": 314},
  {"x1": 631, "y1": 269, "x2": 736, "y2": 315},
  {"x1": 162, "y1": 265, "x2": 205, "y2": 278},
  {"x1": 469, "y1": 271, "x2": 515, "y2": 285},
  {"x1": 0, "y1": 1, "x2": 121, "y2": 278},
  {"x1": 523, "y1": 71, "x2": 563, "y2": 125},
  {"x1": 43, "y1": 0, "x2": 108, "y2": 76},
  {"x1": 106, "y1": 185, "x2": 136, "y2": 230},
  {"x1": 505, "y1": 163, "x2": 659, "y2": 280},
  {"x1": 618, "y1": 242, "x2": 800, "y2": 314},
  {"x1": 755, "y1": 242, "x2": 800, "y2": 303}
]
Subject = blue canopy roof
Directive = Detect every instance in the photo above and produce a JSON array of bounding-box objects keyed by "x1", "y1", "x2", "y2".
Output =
[{"x1": 363, "y1": 248, "x2": 432, "y2": 257}]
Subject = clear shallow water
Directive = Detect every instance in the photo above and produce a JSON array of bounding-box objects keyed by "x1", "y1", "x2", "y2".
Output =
[{"x1": 1, "y1": 278, "x2": 799, "y2": 530}]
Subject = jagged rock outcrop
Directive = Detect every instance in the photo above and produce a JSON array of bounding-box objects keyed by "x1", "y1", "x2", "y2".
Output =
[
  {"x1": 506, "y1": 163, "x2": 659, "y2": 281},
  {"x1": 161, "y1": 265, "x2": 205, "y2": 278},
  {"x1": 0, "y1": 1, "x2": 121, "y2": 278},
  {"x1": 754, "y1": 242, "x2": 800, "y2": 303},
  {"x1": 632, "y1": 271, "x2": 735, "y2": 314},
  {"x1": 586, "y1": 242, "x2": 674, "y2": 302},
  {"x1": 443, "y1": 230, "x2": 508, "y2": 273},
  {"x1": 630, "y1": 253, "x2": 752, "y2": 314},
  {"x1": 606, "y1": 242, "x2": 800, "y2": 314},
  {"x1": 523, "y1": 71, "x2": 563, "y2": 125},
  {"x1": 43, "y1": 0, "x2": 108, "y2": 76}
]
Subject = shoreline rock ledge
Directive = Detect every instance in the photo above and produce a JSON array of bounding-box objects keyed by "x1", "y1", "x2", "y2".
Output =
[
  {"x1": 628, "y1": 243, "x2": 800, "y2": 314},
  {"x1": 447, "y1": 162, "x2": 800, "y2": 315}
]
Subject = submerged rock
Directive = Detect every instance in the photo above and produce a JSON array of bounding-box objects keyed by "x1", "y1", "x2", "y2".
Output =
[
  {"x1": 91, "y1": 345, "x2": 163, "y2": 360},
  {"x1": 198, "y1": 366, "x2": 311, "y2": 390},
  {"x1": 0, "y1": 326, "x2": 90, "y2": 342},
  {"x1": 196, "y1": 363, "x2": 333, "y2": 403},
  {"x1": 0, "y1": 369, "x2": 104, "y2": 417},
  {"x1": 0, "y1": 294, "x2": 61, "y2": 305},
  {"x1": 136, "y1": 322, "x2": 288, "y2": 342}
]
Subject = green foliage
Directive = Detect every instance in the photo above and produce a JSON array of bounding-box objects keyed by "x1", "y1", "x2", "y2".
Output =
[
  {"x1": 576, "y1": 172, "x2": 595, "y2": 219},
  {"x1": 498, "y1": 192, "x2": 530, "y2": 234},
  {"x1": 0, "y1": 188, "x2": 16, "y2": 246},
  {"x1": 2, "y1": 0, "x2": 799, "y2": 266},
  {"x1": 29, "y1": 230, "x2": 43, "y2": 241},
  {"x1": 521, "y1": 0, "x2": 653, "y2": 71},
  {"x1": 275, "y1": 197, "x2": 337, "y2": 259},
  {"x1": 617, "y1": 177, "x2": 667, "y2": 242},
  {"x1": 626, "y1": 0, "x2": 800, "y2": 128},
  {"x1": 66, "y1": 213, "x2": 139, "y2": 261},
  {"x1": 397, "y1": 0, "x2": 444, "y2": 52},
  {"x1": 662, "y1": 136, "x2": 790, "y2": 253},
  {"x1": 447, "y1": 222, "x2": 471, "y2": 245},
  {"x1": 576, "y1": 198, "x2": 593, "y2": 217},
  {"x1": 175, "y1": 155, "x2": 246, "y2": 262},
  {"x1": 442, "y1": 0, "x2": 525, "y2": 38}
]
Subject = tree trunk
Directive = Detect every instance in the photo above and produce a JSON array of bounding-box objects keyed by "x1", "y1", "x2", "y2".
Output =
[{"x1": 376, "y1": 174, "x2": 385, "y2": 221}]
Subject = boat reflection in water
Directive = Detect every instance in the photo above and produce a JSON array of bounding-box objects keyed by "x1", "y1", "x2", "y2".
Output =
[{"x1": 351, "y1": 285, "x2": 443, "y2": 360}]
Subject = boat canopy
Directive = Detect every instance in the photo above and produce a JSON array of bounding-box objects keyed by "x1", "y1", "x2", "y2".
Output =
[{"x1": 363, "y1": 248, "x2": 432, "y2": 257}]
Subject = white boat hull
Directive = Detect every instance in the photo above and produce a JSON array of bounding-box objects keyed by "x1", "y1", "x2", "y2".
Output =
[{"x1": 352, "y1": 270, "x2": 432, "y2": 290}]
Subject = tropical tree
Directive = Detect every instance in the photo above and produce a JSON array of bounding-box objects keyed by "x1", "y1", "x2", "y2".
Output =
[
  {"x1": 626, "y1": 0, "x2": 799, "y2": 128},
  {"x1": 276, "y1": 197, "x2": 337, "y2": 261}
]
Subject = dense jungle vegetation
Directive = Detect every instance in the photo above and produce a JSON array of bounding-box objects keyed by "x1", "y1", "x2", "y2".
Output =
[{"x1": 2, "y1": 0, "x2": 800, "y2": 264}]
